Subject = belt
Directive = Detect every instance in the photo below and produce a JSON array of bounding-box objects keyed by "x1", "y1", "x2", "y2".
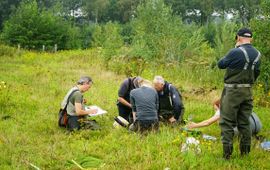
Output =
[{"x1": 224, "y1": 83, "x2": 252, "y2": 88}]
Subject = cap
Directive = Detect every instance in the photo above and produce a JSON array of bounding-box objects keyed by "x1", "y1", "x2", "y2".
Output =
[{"x1": 235, "y1": 28, "x2": 252, "y2": 39}]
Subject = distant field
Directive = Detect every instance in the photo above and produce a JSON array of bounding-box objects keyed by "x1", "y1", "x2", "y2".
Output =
[{"x1": 0, "y1": 49, "x2": 269, "y2": 169}]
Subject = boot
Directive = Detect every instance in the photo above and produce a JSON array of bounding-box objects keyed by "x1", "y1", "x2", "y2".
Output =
[
  {"x1": 240, "y1": 145, "x2": 250, "y2": 156},
  {"x1": 223, "y1": 145, "x2": 233, "y2": 160}
]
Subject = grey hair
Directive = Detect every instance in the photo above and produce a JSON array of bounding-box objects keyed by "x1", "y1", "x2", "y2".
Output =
[
  {"x1": 133, "y1": 76, "x2": 142, "y2": 88},
  {"x1": 77, "y1": 76, "x2": 92, "y2": 85},
  {"x1": 153, "y1": 76, "x2": 164, "y2": 84}
]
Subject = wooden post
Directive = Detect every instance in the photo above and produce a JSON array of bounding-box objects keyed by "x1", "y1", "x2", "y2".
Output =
[
  {"x1": 54, "y1": 44, "x2": 57, "y2": 52},
  {"x1": 18, "y1": 44, "x2": 20, "y2": 50},
  {"x1": 42, "y1": 45, "x2": 45, "y2": 51}
]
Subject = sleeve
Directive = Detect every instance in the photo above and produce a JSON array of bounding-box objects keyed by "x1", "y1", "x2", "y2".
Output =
[
  {"x1": 155, "y1": 91, "x2": 159, "y2": 111},
  {"x1": 73, "y1": 91, "x2": 83, "y2": 104},
  {"x1": 170, "y1": 86, "x2": 184, "y2": 120},
  {"x1": 118, "y1": 79, "x2": 129, "y2": 97},
  {"x1": 130, "y1": 92, "x2": 136, "y2": 112},
  {"x1": 217, "y1": 49, "x2": 237, "y2": 69}
]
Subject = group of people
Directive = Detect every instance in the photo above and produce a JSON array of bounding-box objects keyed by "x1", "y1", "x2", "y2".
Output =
[
  {"x1": 60, "y1": 28, "x2": 262, "y2": 159},
  {"x1": 116, "y1": 76, "x2": 185, "y2": 133}
]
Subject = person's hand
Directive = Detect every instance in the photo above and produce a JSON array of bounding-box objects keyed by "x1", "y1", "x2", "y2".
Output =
[
  {"x1": 187, "y1": 122, "x2": 197, "y2": 129},
  {"x1": 88, "y1": 108, "x2": 98, "y2": 114},
  {"x1": 83, "y1": 99, "x2": 87, "y2": 104},
  {"x1": 169, "y1": 117, "x2": 177, "y2": 123},
  {"x1": 213, "y1": 104, "x2": 220, "y2": 111}
]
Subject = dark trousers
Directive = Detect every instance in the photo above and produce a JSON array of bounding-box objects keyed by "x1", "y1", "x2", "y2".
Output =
[
  {"x1": 133, "y1": 120, "x2": 159, "y2": 134},
  {"x1": 67, "y1": 116, "x2": 100, "y2": 131},
  {"x1": 220, "y1": 87, "x2": 253, "y2": 148},
  {"x1": 117, "y1": 104, "x2": 133, "y2": 123}
]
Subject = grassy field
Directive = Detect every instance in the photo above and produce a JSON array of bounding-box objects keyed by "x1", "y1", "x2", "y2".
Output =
[{"x1": 0, "y1": 48, "x2": 270, "y2": 170}]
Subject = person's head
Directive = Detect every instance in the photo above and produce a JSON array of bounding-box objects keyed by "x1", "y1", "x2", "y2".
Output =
[
  {"x1": 133, "y1": 76, "x2": 142, "y2": 88},
  {"x1": 138, "y1": 79, "x2": 152, "y2": 88},
  {"x1": 153, "y1": 75, "x2": 165, "y2": 92},
  {"x1": 235, "y1": 28, "x2": 253, "y2": 45},
  {"x1": 77, "y1": 76, "x2": 93, "y2": 92}
]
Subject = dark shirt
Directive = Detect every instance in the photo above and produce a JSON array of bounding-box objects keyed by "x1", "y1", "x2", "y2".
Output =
[
  {"x1": 157, "y1": 81, "x2": 185, "y2": 120},
  {"x1": 118, "y1": 77, "x2": 136, "y2": 103},
  {"x1": 130, "y1": 86, "x2": 159, "y2": 121},
  {"x1": 218, "y1": 44, "x2": 261, "y2": 81}
]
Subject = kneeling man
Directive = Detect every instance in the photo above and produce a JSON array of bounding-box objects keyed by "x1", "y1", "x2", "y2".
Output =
[{"x1": 130, "y1": 79, "x2": 159, "y2": 133}]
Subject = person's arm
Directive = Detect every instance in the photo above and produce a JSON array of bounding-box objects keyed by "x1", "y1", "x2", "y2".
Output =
[
  {"x1": 75, "y1": 102, "x2": 97, "y2": 116},
  {"x1": 187, "y1": 115, "x2": 220, "y2": 129},
  {"x1": 217, "y1": 50, "x2": 236, "y2": 69},
  {"x1": 170, "y1": 86, "x2": 184, "y2": 121},
  {"x1": 130, "y1": 92, "x2": 136, "y2": 121},
  {"x1": 118, "y1": 97, "x2": 132, "y2": 108},
  {"x1": 254, "y1": 59, "x2": 261, "y2": 81},
  {"x1": 118, "y1": 79, "x2": 132, "y2": 108}
]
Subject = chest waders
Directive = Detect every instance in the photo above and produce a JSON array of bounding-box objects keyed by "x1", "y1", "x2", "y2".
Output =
[
  {"x1": 220, "y1": 47, "x2": 261, "y2": 159},
  {"x1": 159, "y1": 84, "x2": 174, "y2": 120}
]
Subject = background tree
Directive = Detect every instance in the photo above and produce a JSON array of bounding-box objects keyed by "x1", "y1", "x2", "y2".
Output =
[
  {"x1": 1, "y1": 0, "x2": 80, "y2": 50},
  {"x1": 0, "y1": 0, "x2": 21, "y2": 29}
]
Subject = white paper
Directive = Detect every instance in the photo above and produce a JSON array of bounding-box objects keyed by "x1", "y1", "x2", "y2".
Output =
[{"x1": 85, "y1": 105, "x2": 107, "y2": 117}]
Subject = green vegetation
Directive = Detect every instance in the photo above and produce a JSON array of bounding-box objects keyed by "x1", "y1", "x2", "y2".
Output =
[{"x1": 0, "y1": 45, "x2": 270, "y2": 169}]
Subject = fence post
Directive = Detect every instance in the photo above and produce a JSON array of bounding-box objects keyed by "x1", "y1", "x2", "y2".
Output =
[
  {"x1": 18, "y1": 44, "x2": 20, "y2": 50},
  {"x1": 42, "y1": 45, "x2": 45, "y2": 52},
  {"x1": 54, "y1": 44, "x2": 57, "y2": 52}
]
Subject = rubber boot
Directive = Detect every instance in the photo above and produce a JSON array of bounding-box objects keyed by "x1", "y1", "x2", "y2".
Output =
[
  {"x1": 223, "y1": 145, "x2": 233, "y2": 160},
  {"x1": 240, "y1": 145, "x2": 250, "y2": 156}
]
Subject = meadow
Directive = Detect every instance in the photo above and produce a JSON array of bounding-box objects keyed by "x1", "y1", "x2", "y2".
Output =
[{"x1": 0, "y1": 48, "x2": 269, "y2": 170}]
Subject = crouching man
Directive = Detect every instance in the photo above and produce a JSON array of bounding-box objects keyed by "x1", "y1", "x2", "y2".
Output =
[
  {"x1": 153, "y1": 76, "x2": 185, "y2": 124},
  {"x1": 129, "y1": 79, "x2": 159, "y2": 134}
]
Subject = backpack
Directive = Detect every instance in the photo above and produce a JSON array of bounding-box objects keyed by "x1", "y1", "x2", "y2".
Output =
[{"x1": 58, "y1": 89, "x2": 79, "y2": 127}]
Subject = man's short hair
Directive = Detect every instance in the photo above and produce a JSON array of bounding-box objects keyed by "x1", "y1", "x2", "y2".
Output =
[
  {"x1": 77, "y1": 76, "x2": 92, "y2": 85},
  {"x1": 153, "y1": 76, "x2": 165, "y2": 84}
]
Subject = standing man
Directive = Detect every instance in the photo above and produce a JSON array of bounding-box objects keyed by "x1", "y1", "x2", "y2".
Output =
[
  {"x1": 117, "y1": 76, "x2": 142, "y2": 123},
  {"x1": 130, "y1": 79, "x2": 159, "y2": 133},
  {"x1": 218, "y1": 28, "x2": 261, "y2": 159},
  {"x1": 153, "y1": 76, "x2": 185, "y2": 124}
]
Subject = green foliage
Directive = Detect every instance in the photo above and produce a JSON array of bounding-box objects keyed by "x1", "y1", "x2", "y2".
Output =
[
  {"x1": 213, "y1": 22, "x2": 237, "y2": 62},
  {"x1": 250, "y1": 0, "x2": 270, "y2": 94},
  {"x1": 92, "y1": 22, "x2": 124, "y2": 65},
  {"x1": 1, "y1": 0, "x2": 81, "y2": 50},
  {"x1": 131, "y1": 0, "x2": 185, "y2": 61},
  {"x1": 0, "y1": 44, "x2": 19, "y2": 57}
]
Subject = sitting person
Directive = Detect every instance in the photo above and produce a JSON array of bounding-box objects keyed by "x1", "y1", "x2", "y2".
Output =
[
  {"x1": 153, "y1": 76, "x2": 185, "y2": 124},
  {"x1": 117, "y1": 76, "x2": 142, "y2": 123},
  {"x1": 60, "y1": 76, "x2": 98, "y2": 131},
  {"x1": 129, "y1": 79, "x2": 159, "y2": 133},
  {"x1": 187, "y1": 99, "x2": 262, "y2": 135}
]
